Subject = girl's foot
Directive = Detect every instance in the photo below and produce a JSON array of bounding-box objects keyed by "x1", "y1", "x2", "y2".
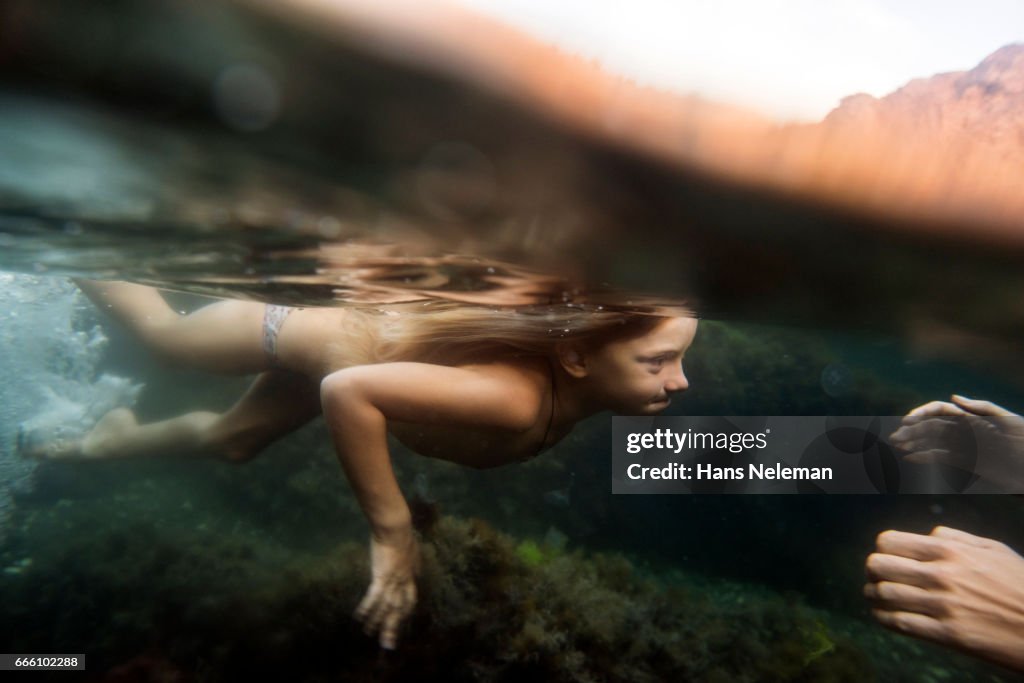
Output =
[
  {"x1": 18, "y1": 408, "x2": 137, "y2": 460},
  {"x1": 80, "y1": 408, "x2": 138, "y2": 459},
  {"x1": 17, "y1": 425, "x2": 82, "y2": 460}
]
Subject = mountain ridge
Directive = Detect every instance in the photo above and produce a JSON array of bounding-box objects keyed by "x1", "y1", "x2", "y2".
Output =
[{"x1": 823, "y1": 43, "x2": 1024, "y2": 168}]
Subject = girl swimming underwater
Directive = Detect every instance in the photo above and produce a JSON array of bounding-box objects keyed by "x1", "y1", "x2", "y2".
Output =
[{"x1": 29, "y1": 280, "x2": 697, "y2": 649}]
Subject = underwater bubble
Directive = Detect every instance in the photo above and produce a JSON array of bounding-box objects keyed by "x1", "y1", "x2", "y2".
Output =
[
  {"x1": 213, "y1": 63, "x2": 281, "y2": 132},
  {"x1": 820, "y1": 362, "x2": 853, "y2": 397},
  {"x1": 0, "y1": 275, "x2": 141, "y2": 539}
]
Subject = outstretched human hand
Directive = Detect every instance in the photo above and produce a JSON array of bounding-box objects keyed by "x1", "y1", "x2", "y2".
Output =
[
  {"x1": 355, "y1": 527, "x2": 420, "y2": 649},
  {"x1": 905, "y1": 395, "x2": 1018, "y2": 419},
  {"x1": 865, "y1": 526, "x2": 1024, "y2": 672},
  {"x1": 890, "y1": 395, "x2": 1024, "y2": 491}
]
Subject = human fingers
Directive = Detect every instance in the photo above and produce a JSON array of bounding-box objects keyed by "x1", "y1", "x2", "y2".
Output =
[
  {"x1": 864, "y1": 581, "x2": 946, "y2": 617},
  {"x1": 866, "y1": 552, "x2": 943, "y2": 588},
  {"x1": 401, "y1": 581, "x2": 416, "y2": 612},
  {"x1": 362, "y1": 605, "x2": 388, "y2": 641},
  {"x1": 906, "y1": 401, "x2": 968, "y2": 418},
  {"x1": 379, "y1": 591, "x2": 414, "y2": 650},
  {"x1": 376, "y1": 583, "x2": 416, "y2": 649},
  {"x1": 929, "y1": 526, "x2": 999, "y2": 549},
  {"x1": 361, "y1": 584, "x2": 400, "y2": 639},
  {"x1": 871, "y1": 608, "x2": 951, "y2": 645},
  {"x1": 355, "y1": 581, "x2": 384, "y2": 624},
  {"x1": 875, "y1": 530, "x2": 948, "y2": 561},
  {"x1": 901, "y1": 449, "x2": 947, "y2": 465},
  {"x1": 891, "y1": 418, "x2": 957, "y2": 441},
  {"x1": 379, "y1": 609, "x2": 402, "y2": 650},
  {"x1": 890, "y1": 432, "x2": 945, "y2": 456},
  {"x1": 951, "y1": 395, "x2": 1016, "y2": 417}
]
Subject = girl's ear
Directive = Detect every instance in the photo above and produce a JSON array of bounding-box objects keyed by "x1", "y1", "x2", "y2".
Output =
[{"x1": 556, "y1": 342, "x2": 588, "y2": 378}]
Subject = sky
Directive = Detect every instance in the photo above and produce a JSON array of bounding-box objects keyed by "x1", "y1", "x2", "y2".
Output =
[{"x1": 456, "y1": 0, "x2": 1024, "y2": 121}]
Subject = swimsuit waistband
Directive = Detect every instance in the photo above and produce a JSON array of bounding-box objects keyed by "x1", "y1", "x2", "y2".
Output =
[{"x1": 262, "y1": 304, "x2": 295, "y2": 363}]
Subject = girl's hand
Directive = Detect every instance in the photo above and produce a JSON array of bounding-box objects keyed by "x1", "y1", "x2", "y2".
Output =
[{"x1": 355, "y1": 526, "x2": 421, "y2": 649}]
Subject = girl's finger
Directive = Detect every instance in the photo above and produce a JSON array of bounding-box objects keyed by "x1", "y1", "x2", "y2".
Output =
[
  {"x1": 360, "y1": 589, "x2": 389, "y2": 635},
  {"x1": 403, "y1": 583, "x2": 417, "y2": 612},
  {"x1": 380, "y1": 611, "x2": 403, "y2": 650},
  {"x1": 355, "y1": 583, "x2": 383, "y2": 621}
]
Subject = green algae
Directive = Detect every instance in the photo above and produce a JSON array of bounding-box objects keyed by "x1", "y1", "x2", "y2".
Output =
[
  {"x1": 0, "y1": 503, "x2": 876, "y2": 682},
  {"x1": 5, "y1": 471, "x2": 1020, "y2": 683},
  {"x1": 514, "y1": 538, "x2": 564, "y2": 568},
  {"x1": 802, "y1": 619, "x2": 837, "y2": 666}
]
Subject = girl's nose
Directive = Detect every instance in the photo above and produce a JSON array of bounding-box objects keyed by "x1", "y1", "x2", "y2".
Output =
[{"x1": 665, "y1": 366, "x2": 689, "y2": 393}]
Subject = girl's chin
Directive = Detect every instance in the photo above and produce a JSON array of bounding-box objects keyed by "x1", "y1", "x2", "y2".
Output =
[{"x1": 619, "y1": 399, "x2": 670, "y2": 415}]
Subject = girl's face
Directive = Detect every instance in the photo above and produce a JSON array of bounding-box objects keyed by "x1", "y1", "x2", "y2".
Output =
[{"x1": 586, "y1": 317, "x2": 697, "y2": 414}]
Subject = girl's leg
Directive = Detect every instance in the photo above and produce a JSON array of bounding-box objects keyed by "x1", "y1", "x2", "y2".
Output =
[
  {"x1": 33, "y1": 371, "x2": 321, "y2": 462},
  {"x1": 75, "y1": 279, "x2": 268, "y2": 375}
]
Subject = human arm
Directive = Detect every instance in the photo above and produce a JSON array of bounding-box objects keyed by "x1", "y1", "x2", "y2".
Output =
[
  {"x1": 865, "y1": 526, "x2": 1024, "y2": 672},
  {"x1": 319, "y1": 361, "x2": 541, "y2": 648}
]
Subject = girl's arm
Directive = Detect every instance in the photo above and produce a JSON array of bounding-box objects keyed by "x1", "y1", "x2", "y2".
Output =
[{"x1": 319, "y1": 361, "x2": 541, "y2": 649}]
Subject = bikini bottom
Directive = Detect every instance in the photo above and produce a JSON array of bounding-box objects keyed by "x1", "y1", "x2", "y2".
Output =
[{"x1": 262, "y1": 304, "x2": 295, "y2": 365}]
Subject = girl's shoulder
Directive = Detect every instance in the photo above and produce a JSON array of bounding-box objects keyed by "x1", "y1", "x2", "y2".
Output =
[
  {"x1": 455, "y1": 353, "x2": 550, "y2": 378},
  {"x1": 454, "y1": 354, "x2": 552, "y2": 403}
]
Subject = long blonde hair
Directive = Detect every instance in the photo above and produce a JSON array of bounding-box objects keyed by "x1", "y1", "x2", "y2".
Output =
[{"x1": 325, "y1": 302, "x2": 675, "y2": 367}]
